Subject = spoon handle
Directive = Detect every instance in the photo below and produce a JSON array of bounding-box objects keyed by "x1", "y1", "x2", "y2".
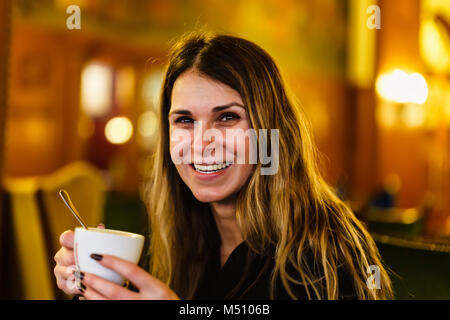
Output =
[{"x1": 58, "y1": 189, "x2": 89, "y2": 229}]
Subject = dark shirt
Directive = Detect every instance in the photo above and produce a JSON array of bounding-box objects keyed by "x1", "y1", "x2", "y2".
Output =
[
  {"x1": 72, "y1": 242, "x2": 357, "y2": 300},
  {"x1": 194, "y1": 241, "x2": 358, "y2": 300}
]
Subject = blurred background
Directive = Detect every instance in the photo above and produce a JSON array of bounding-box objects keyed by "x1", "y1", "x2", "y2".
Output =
[{"x1": 0, "y1": 0, "x2": 449, "y2": 299}]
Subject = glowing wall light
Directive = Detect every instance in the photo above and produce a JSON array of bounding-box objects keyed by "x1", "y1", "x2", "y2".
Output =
[
  {"x1": 104, "y1": 117, "x2": 133, "y2": 144},
  {"x1": 81, "y1": 62, "x2": 113, "y2": 117},
  {"x1": 376, "y1": 69, "x2": 429, "y2": 104},
  {"x1": 420, "y1": 18, "x2": 450, "y2": 74}
]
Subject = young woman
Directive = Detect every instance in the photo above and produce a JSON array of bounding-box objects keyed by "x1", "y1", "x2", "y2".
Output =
[{"x1": 54, "y1": 31, "x2": 393, "y2": 300}]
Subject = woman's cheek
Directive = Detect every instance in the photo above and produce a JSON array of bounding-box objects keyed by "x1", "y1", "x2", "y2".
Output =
[
  {"x1": 224, "y1": 128, "x2": 257, "y2": 164},
  {"x1": 169, "y1": 128, "x2": 193, "y2": 165}
]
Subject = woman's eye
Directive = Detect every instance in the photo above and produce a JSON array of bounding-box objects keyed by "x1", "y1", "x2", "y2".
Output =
[
  {"x1": 219, "y1": 112, "x2": 240, "y2": 122},
  {"x1": 175, "y1": 116, "x2": 193, "y2": 124}
]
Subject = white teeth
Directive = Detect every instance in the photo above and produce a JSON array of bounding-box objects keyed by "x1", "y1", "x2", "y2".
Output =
[{"x1": 193, "y1": 162, "x2": 232, "y2": 173}]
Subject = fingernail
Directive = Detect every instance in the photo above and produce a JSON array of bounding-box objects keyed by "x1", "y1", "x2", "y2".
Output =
[
  {"x1": 77, "y1": 282, "x2": 86, "y2": 293},
  {"x1": 90, "y1": 253, "x2": 103, "y2": 261}
]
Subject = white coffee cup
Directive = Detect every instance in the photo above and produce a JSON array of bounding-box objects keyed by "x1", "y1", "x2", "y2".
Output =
[{"x1": 74, "y1": 227, "x2": 145, "y2": 285}]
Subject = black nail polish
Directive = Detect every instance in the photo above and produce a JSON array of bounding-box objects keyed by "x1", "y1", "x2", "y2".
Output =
[
  {"x1": 90, "y1": 253, "x2": 103, "y2": 261},
  {"x1": 77, "y1": 282, "x2": 86, "y2": 293}
]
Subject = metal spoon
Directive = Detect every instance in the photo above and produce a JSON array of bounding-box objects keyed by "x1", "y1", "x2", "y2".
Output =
[{"x1": 58, "y1": 189, "x2": 89, "y2": 229}]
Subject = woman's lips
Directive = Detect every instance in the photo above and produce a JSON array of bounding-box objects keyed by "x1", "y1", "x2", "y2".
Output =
[{"x1": 189, "y1": 163, "x2": 232, "y2": 181}]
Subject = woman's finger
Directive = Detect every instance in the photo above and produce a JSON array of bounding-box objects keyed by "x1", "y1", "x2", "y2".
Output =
[
  {"x1": 54, "y1": 265, "x2": 80, "y2": 295},
  {"x1": 59, "y1": 230, "x2": 74, "y2": 249},
  {"x1": 55, "y1": 264, "x2": 77, "y2": 280},
  {"x1": 80, "y1": 271, "x2": 139, "y2": 300},
  {"x1": 80, "y1": 283, "x2": 108, "y2": 300},
  {"x1": 89, "y1": 254, "x2": 161, "y2": 292},
  {"x1": 54, "y1": 247, "x2": 75, "y2": 266}
]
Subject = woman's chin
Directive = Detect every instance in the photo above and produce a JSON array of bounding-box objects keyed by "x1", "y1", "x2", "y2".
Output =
[{"x1": 192, "y1": 189, "x2": 229, "y2": 203}]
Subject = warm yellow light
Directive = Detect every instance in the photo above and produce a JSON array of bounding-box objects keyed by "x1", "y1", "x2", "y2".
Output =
[
  {"x1": 401, "y1": 103, "x2": 426, "y2": 128},
  {"x1": 138, "y1": 111, "x2": 158, "y2": 137},
  {"x1": 420, "y1": 18, "x2": 450, "y2": 73},
  {"x1": 445, "y1": 99, "x2": 450, "y2": 126},
  {"x1": 347, "y1": 0, "x2": 377, "y2": 87},
  {"x1": 116, "y1": 67, "x2": 135, "y2": 108},
  {"x1": 401, "y1": 208, "x2": 420, "y2": 224},
  {"x1": 376, "y1": 69, "x2": 428, "y2": 104},
  {"x1": 376, "y1": 101, "x2": 397, "y2": 128},
  {"x1": 81, "y1": 62, "x2": 113, "y2": 117},
  {"x1": 104, "y1": 117, "x2": 133, "y2": 144},
  {"x1": 142, "y1": 71, "x2": 164, "y2": 109},
  {"x1": 24, "y1": 117, "x2": 52, "y2": 146}
]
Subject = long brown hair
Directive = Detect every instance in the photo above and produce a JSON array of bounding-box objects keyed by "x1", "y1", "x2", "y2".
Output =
[{"x1": 144, "y1": 31, "x2": 393, "y2": 299}]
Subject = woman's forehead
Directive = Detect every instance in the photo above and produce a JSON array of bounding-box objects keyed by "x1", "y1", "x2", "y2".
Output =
[{"x1": 170, "y1": 71, "x2": 242, "y2": 112}]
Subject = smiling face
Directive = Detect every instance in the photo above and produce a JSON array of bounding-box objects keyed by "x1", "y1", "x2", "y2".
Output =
[{"x1": 168, "y1": 69, "x2": 254, "y2": 203}]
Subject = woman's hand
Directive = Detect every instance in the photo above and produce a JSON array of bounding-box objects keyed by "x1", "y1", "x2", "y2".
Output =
[
  {"x1": 54, "y1": 224, "x2": 105, "y2": 296},
  {"x1": 54, "y1": 229, "x2": 79, "y2": 295},
  {"x1": 75, "y1": 254, "x2": 180, "y2": 300}
]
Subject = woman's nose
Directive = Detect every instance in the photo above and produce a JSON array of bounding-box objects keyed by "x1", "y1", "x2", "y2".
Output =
[{"x1": 192, "y1": 121, "x2": 216, "y2": 161}]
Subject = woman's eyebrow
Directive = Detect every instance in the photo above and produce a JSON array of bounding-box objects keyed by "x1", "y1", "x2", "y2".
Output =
[
  {"x1": 211, "y1": 102, "x2": 245, "y2": 112},
  {"x1": 168, "y1": 109, "x2": 192, "y2": 118},
  {"x1": 168, "y1": 102, "x2": 245, "y2": 118}
]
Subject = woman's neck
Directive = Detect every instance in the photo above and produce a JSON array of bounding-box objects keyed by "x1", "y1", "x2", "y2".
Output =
[{"x1": 210, "y1": 197, "x2": 243, "y2": 261}]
